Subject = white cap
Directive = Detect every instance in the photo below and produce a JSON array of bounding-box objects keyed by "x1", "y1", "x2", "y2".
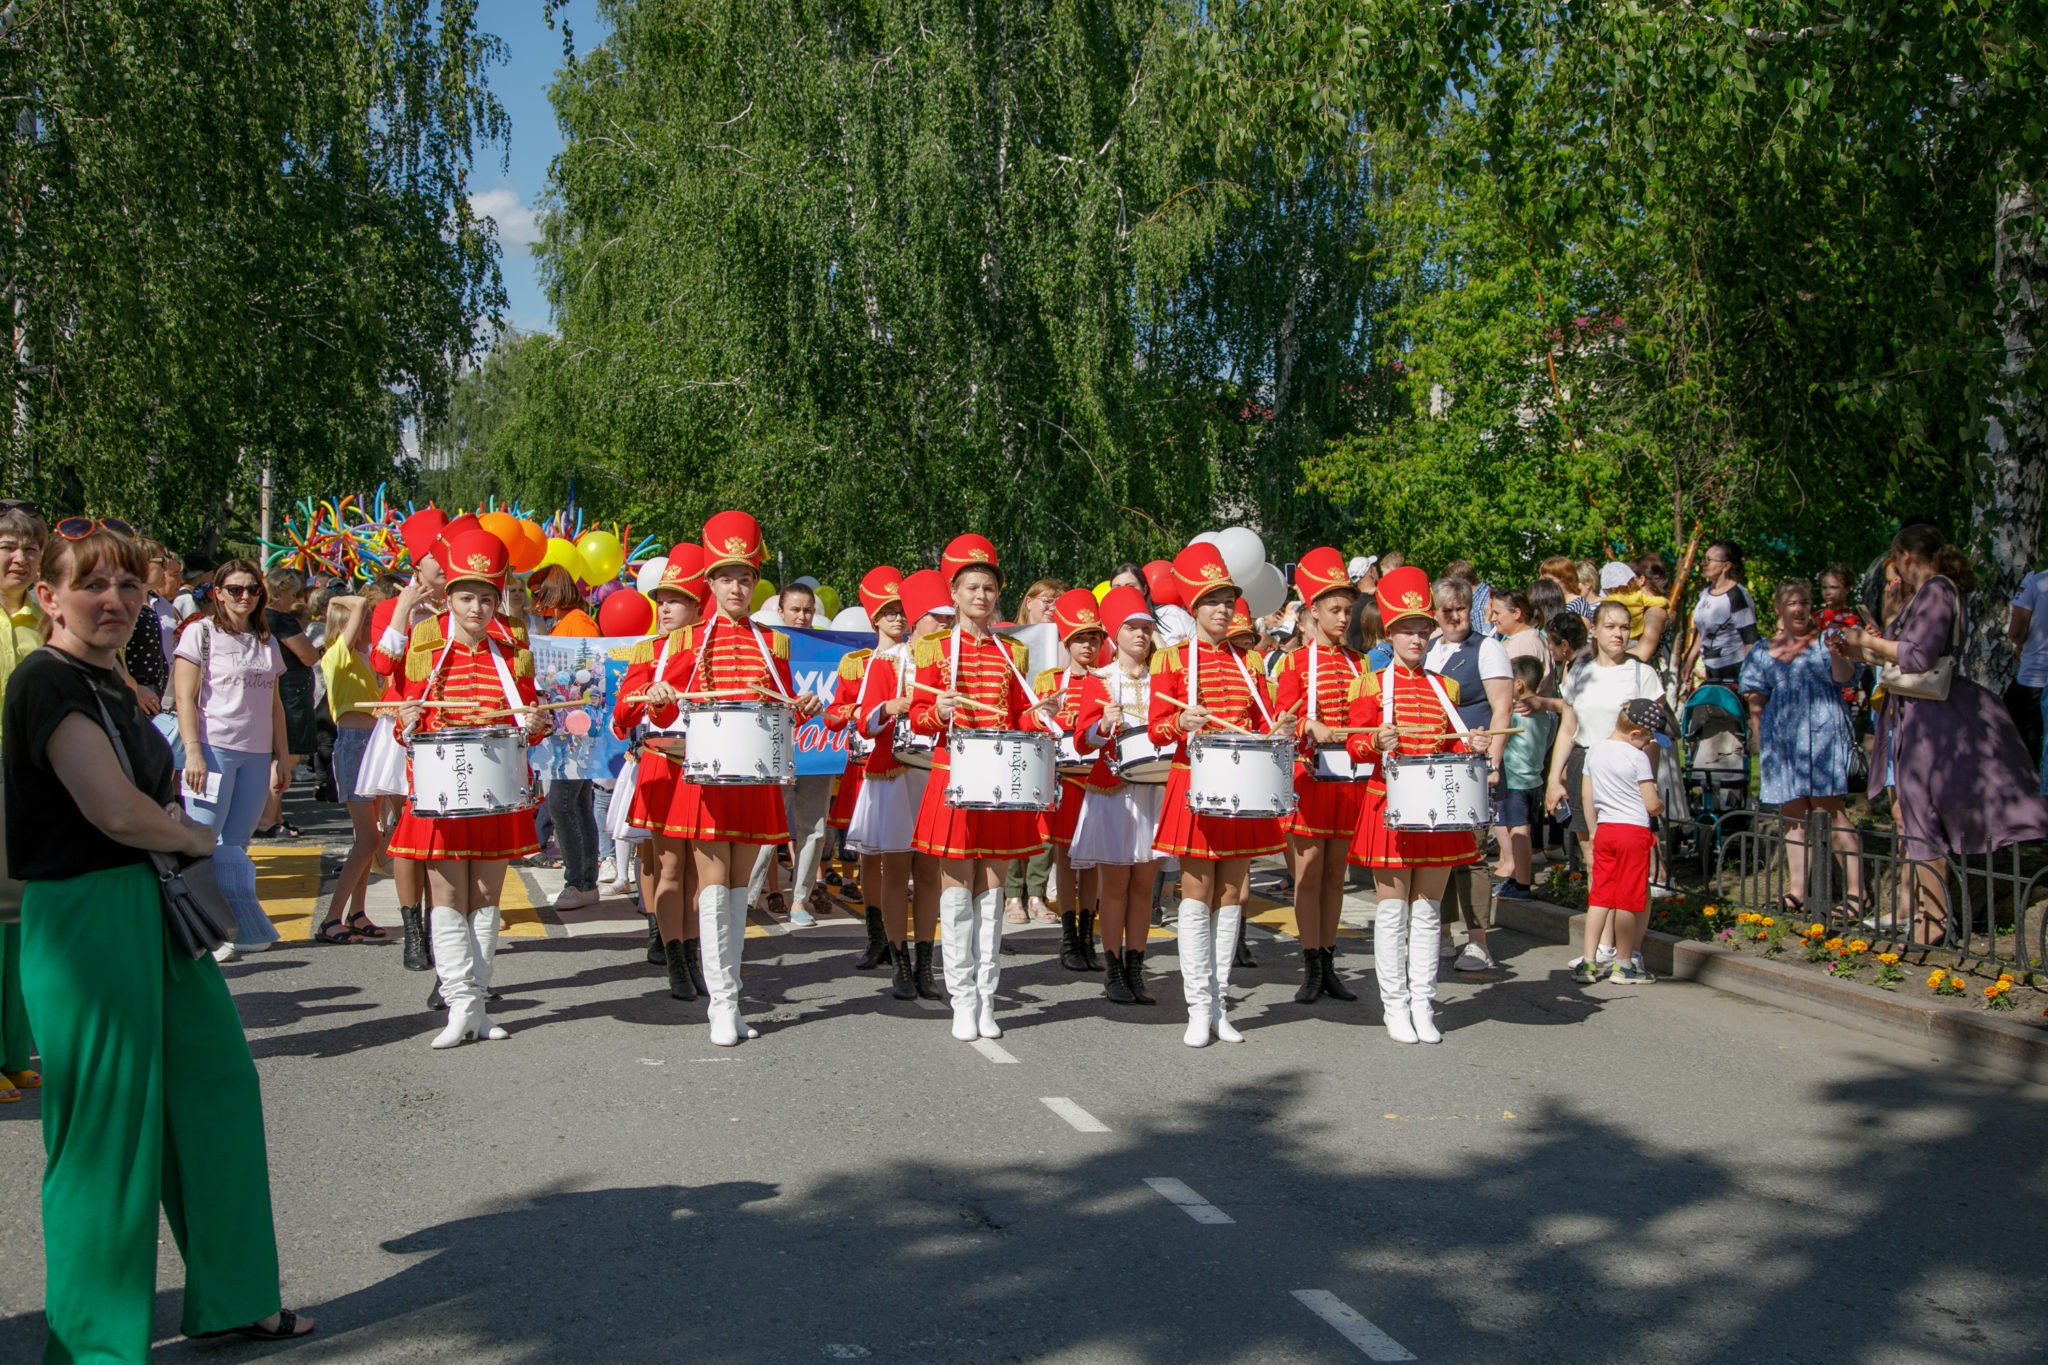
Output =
[
  {"x1": 1598, "y1": 560, "x2": 1637, "y2": 592},
  {"x1": 1347, "y1": 555, "x2": 1378, "y2": 580}
]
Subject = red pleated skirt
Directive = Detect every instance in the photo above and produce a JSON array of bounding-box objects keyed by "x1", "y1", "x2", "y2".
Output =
[
  {"x1": 911, "y1": 757, "x2": 1046, "y2": 860},
  {"x1": 657, "y1": 779, "x2": 791, "y2": 846},
  {"x1": 1347, "y1": 782, "x2": 1481, "y2": 869},
  {"x1": 387, "y1": 808, "x2": 538, "y2": 862},
  {"x1": 1149, "y1": 764, "x2": 1286, "y2": 862},
  {"x1": 827, "y1": 765, "x2": 863, "y2": 831},
  {"x1": 1042, "y1": 776, "x2": 1085, "y2": 846},
  {"x1": 1285, "y1": 763, "x2": 1368, "y2": 842},
  {"x1": 627, "y1": 750, "x2": 681, "y2": 833}
]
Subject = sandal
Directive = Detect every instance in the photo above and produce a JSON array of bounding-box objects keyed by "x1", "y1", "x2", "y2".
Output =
[
  {"x1": 277, "y1": 820, "x2": 304, "y2": 838},
  {"x1": 345, "y1": 911, "x2": 388, "y2": 940},
  {"x1": 195, "y1": 1307, "x2": 316, "y2": 1341},
  {"x1": 764, "y1": 892, "x2": 787, "y2": 916},
  {"x1": 0, "y1": 1085, "x2": 18, "y2": 1104},
  {"x1": 314, "y1": 920, "x2": 366, "y2": 946},
  {"x1": 1777, "y1": 894, "x2": 1805, "y2": 916},
  {"x1": 3, "y1": 1068, "x2": 40, "y2": 1089}
]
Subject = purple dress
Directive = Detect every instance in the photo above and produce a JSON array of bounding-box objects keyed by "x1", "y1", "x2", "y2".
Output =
[{"x1": 1868, "y1": 576, "x2": 2048, "y2": 857}]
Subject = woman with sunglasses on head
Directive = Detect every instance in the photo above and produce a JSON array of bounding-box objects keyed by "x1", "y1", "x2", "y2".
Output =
[{"x1": 172, "y1": 556, "x2": 289, "y2": 959}]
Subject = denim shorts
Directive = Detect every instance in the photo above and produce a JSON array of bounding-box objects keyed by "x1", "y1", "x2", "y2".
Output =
[
  {"x1": 1495, "y1": 785, "x2": 1542, "y2": 829},
  {"x1": 331, "y1": 724, "x2": 373, "y2": 804}
]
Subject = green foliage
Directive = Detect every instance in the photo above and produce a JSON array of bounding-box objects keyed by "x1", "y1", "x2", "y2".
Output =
[{"x1": 1, "y1": 0, "x2": 507, "y2": 553}]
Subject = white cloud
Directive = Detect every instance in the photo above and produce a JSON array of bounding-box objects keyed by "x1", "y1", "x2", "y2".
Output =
[{"x1": 470, "y1": 186, "x2": 541, "y2": 254}]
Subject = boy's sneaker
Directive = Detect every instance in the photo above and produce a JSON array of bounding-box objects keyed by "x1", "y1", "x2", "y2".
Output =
[
  {"x1": 1455, "y1": 941, "x2": 1497, "y2": 972},
  {"x1": 1595, "y1": 944, "x2": 1618, "y2": 966},
  {"x1": 1494, "y1": 879, "x2": 1532, "y2": 901},
  {"x1": 1610, "y1": 962, "x2": 1656, "y2": 984},
  {"x1": 1631, "y1": 951, "x2": 1647, "y2": 974},
  {"x1": 1569, "y1": 956, "x2": 1607, "y2": 984},
  {"x1": 597, "y1": 856, "x2": 618, "y2": 887}
]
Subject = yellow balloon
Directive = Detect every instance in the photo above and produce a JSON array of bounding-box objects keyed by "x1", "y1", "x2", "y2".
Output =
[
  {"x1": 750, "y1": 579, "x2": 776, "y2": 611},
  {"x1": 1093, "y1": 580, "x2": 1112, "y2": 601},
  {"x1": 814, "y1": 585, "x2": 842, "y2": 618},
  {"x1": 538, "y1": 537, "x2": 589, "y2": 584},
  {"x1": 575, "y1": 529, "x2": 625, "y2": 583}
]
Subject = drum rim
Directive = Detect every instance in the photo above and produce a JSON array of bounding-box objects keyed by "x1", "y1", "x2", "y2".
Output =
[
  {"x1": 680, "y1": 698, "x2": 794, "y2": 714},
  {"x1": 424, "y1": 724, "x2": 527, "y2": 741},
  {"x1": 946, "y1": 728, "x2": 1058, "y2": 745}
]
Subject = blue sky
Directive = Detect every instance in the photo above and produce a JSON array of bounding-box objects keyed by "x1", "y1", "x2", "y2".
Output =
[{"x1": 469, "y1": 1, "x2": 610, "y2": 335}]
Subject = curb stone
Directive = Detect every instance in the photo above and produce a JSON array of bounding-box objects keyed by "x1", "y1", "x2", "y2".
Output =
[{"x1": 1491, "y1": 897, "x2": 2048, "y2": 1086}]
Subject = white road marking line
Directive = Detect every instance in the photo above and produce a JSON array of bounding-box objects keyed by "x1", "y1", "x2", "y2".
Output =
[
  {"x1": 1291, "y1": 1290, "x2": 1417, "y2": 1361},
  {"x1": 1039, "y1": 1097, "x2": 1110, "y2": 1132},
  {"x1": 970, "y1": 1038, "x2": 1018, "y2": 1064},
  {"x1": 1143, "y1": 1177, "x2": 1235, "y2": 1224}
]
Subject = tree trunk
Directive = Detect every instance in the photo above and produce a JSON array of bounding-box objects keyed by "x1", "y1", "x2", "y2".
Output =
[{"x1": 1965, "y1": 170, "x2": 2047, "y2": 689}]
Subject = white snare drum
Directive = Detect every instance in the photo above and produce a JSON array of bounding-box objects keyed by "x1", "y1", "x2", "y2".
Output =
[
  {"x1": 1111, "y1": 725, "x2": 1174, "y2": 785},
  {"x1": 893, "y1": 718, "x2": 937, "y2": 770},
  {"x1": 1382, "y1": 753, "x2": 1491, "y2": 831},
  {"x1": 1185, "y1": 732, "x2": 1297, "y2": 818},
  {"x1": 944, "y1": 729, "x2": 1057, "y2": 810},
  {"x1": 409, "y1": 726, "x2": 536, "y2": 817},
  {"x1": 1311, "y1": 742, "x2": 1374, "y2": 783},
  {"x1": 678, "y1": 701, "x2": 796, "y2": 785},
  {"x1": 1055, "y1": 731, "x2": 1092, "y2": 777}
]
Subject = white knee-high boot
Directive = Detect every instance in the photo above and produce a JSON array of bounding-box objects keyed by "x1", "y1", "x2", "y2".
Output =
[
  {"x1": 1375, "y1": 897, "x2": 1418, "y2": 1044},
  {"x1": 973, "y1": 887, "x2": 1004, "y2": 1038},
  {"x1": 698, "y1": 885, "x2": 739, "y2": 1046},
  {"x1": 1179, "y1": 899, "x2": 1214, "y2": 1047},
  {"x1": 469, "y1": 906, "x2": 510, "y2": 1040},
  {"x1": 429, "y1": 906, "x2": 482, "y2": 1049},
  {"x1": 1212, "y1": 903, "x2": 1244, "y2": 1043},
  {"x1": 722, "y1": 882, "x2": 758, "y2": 1039},
  {"x1": 1408, "y1": 896, "x2": 1443, "y2": 1043},
  {"x1": 938, "y1": 886, "x2": 977, "y2": 1040}
]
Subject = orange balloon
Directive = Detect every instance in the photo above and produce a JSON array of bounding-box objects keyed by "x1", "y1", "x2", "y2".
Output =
[
  {"x1": 508, "y1": 520, "x2": 547, "y2": 572},
  {"x1": 478, "y1": 511, "x2": 523, "y2": 557}
]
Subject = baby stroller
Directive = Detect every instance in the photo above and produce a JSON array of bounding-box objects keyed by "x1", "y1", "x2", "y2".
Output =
[{"x1": 1681, "y1": 684, "x2": 1751, "y2": 829}]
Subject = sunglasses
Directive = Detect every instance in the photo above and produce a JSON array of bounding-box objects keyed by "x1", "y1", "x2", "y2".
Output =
[
  {"x1": 218, "y1": 583, "x2": 264, "y2": 598},
  {"x1": 0, "y1": 499, "x2": 43, "y2": 520},
  {"x1": 55, "y1": 516, "x2": 134, "y2": 540}
]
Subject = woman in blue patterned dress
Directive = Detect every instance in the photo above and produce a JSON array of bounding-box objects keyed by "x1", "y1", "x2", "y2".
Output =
[{"x1": 1739, "y1": 579, "x2": 1865, "y2": 913}]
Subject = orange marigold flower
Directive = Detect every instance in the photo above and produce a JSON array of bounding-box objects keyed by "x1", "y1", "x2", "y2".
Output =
[
  {"x1": 1926, "y1": 971, "x2": 1946, "y2": 988},
  {"x1": 1847, "y1": 940, "x2": 1869, "y2": 954},
  {"x1": 1823, "y1": 937, "x2": 1845, "y2": 951},
  {"x1": 1703, "y1": 905, "x2": 1720, "y2": 916},
  {"x1": 1948, "y1": 976, "x2": 1966, "y2": 990},
  {"x1": 1760, "y1": 917, "x2": 1776, "y2": 928},
  {"x1": 1805, "y1": 923, "x2": 1826, "y2": 938},
  {"x1": 1877, "y1": 953, "x2": 1900, "y2": 965}
]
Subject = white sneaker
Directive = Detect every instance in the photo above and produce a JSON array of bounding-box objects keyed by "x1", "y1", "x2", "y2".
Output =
[
  {"x1": 1630, "y1": 951, "x2": 1647, "y2": 974},
  {"x1": 1454, "y1": 942, "x2": 1496, "y2": 972},
  {"x1": 1595, "y1": 944, "x2": 1618, "y2": 965},
  {"x1": 1438, "y1": 936, "x2": 1457, "y2": 960},
  {"x1": 212, "y1": 941, "x2": 240, "y2": 964},
  {"x1": 597, "y1": 857, "x2": 618, "y2": 886},
  {"x1": 553, "y1": 886, "x2": 599, "y2": 911}
]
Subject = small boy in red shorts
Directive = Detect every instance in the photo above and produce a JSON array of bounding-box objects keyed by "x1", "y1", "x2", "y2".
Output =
[{"x1": 1572, "y1": 698, "x2": 1667, "y2": 984}]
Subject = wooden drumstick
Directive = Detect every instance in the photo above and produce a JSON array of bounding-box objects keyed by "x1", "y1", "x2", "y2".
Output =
[
  {"x1": 1156, "y1": 692, "x2": 1255, "y2": 736},
  {"x1": 909, "y1": 681, "x2": 1006, "y2": 716},
  {"x1": 621, "y1": 688, "x2": 752, "y2": 704},
  {"x1": 349, "y1": 700, "x2": 465, "y2": 712},
  {"x1": 751, "y1": 681, "x2": 806, "y2": 707}
]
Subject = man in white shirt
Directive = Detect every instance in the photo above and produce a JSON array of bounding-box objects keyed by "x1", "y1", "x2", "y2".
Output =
[{"x1": 1424, "y1": 577, "x2": 1514, "y2": 971}]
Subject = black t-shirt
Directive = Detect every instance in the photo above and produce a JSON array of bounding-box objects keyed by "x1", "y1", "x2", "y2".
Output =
[
  {"x1": 266, "y1": 609, "x2": 311, "y2": 674},
  {"x1": 3, "y1": 647, "x2": 177, "y2": 880},
  {"x1": 124, "y1": 598, "x2": 169, "y2": 695}
]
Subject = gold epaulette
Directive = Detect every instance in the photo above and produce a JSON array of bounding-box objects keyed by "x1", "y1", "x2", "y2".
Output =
[
  {"x1": 673, "y1": 624, "x2": 697, "y2": 651},
  {"x1": 1439, "y1": 674, "x2": 1462, "y2": 706},
  {"x1": 407, "y1": 615, "x2": 445, "y2": 653},
  {"x1": 627, "y1": 638, "x2": 656, "y2": 666},
  {"x1": 506, "y1": 618, "x2": 529, "y2": 646},
  {"x1": 1150, "y1": 643, "x2": 1182, "y2": 675},
  {"x1": 405, "y1": 646, "x2": 433, "y2": 683},
  {"x1": 1005, "y1": 637, "x2": 1029, "y2": 671},
  {"x1": 770, "y1": 630, "x2": 790, "y2": 660},
  {"x1": 1033, "y1": 666, "x2": 1061, "y2": 696},
  {"x1": 1348, "y1": 669, "x2": 1381, "y2": 700},
  {"x1": 513, "y1": 648, "x2": 533, "y2": 680},
  {"x1": 837, "y1": 648, "x2": 873, "y2": 681},
  {"x1": 912, "y1": 630, "x2": 948, "y2": 670}
]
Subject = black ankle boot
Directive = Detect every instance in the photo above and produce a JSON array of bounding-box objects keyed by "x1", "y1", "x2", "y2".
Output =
[
  {"x1": 685, "y1": 937, "x2": 708, "y2": 996},
  {"x1": 1124, "y1": 949, "x2": 1156, "y2": 1005},
  {"x1": 913, "y1": 940, "x2": 944, "y2": 1000},
  {"x1": 665, "y1": 937, "x2": 699, "y2": 1001},
  {"x1": 1058, "y1": 912, "x2": 1088, "y2": 971},
  {"x1": 1293, "y1": 946, "x2": 1325, "y2": 1004},
  {"x1": 891, "y1": 942, "x2": 916, "y2": 999},
  {"x1": 399, "y1": 903, "x2": 431, "y2": 971},
  {"x1": 645, "y1": 916, "x2": 665, "y2": 965},
  {"x1": 1078, "y1": 908, "x2": 1102, "y2": 970},
  {"x1": 1319, "y1": 945, "x2": 1358, "y2": 1001},
  {"x1": 1233, "y1": 928, "x2": 1256, "y2": 969},
  {"x1": 856, "y1": 907, "x2": 891, "y2": 969},
  {"x1": 1103, "y1": 949, "x2": 1137, "y2": 1004}
]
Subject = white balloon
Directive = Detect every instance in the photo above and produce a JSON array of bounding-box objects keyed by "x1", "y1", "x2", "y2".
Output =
[
  {"x1": 1242, "y1": 561, "x2": 1287, "y2": 619},
  {"x1": 1190, "y1": 530, "x2": 1224, "y2": 548},
  {"x1": 794, "y1": 575, "x2": 820, "y2": 590},
  {"x1": 1217, "y1": 526, "x2": 1266, "y2": 587},
  {"x1": 751, "y1": 605, "x2": 784, "y2": 627},
  {"x1": 633, "y1": 558, "x2": 668, "y2": 594},
  {"x1": 831, "y1": 605, "x2": 872, "y2": 633}
]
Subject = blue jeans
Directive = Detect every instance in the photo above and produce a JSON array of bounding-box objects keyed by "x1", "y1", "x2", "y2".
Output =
[
  {"x1": 547, "y1": 779, "x2": 598, "y2": 891},
  {"x1": 187, "y1": 745, "x2": 279, "y2": 947},
  {"x1": 592, "y1": 782, "x2": 615, "y2": 865}
]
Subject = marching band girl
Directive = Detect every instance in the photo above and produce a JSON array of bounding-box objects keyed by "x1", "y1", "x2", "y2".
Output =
[
  {"x1": 389, "y1": 529, "x2": 549, "y2": 1049},
  {"x1": 1069, "y1": 585, "x2": 1163, "y2": 1004},
  {"x1": 1148, "y1": 544, "x2": 1297, "y2": 1047},
  {"x1": 828, "y1": 566, "x2": 917, "y2": 990},
  {"x1": 365, "y1": 507, "x2": 446, "y2": 975},
  {"x1": 1037, "y1": 588, "x2": 1109, "y2": 974},
  {"x1": 640, "y1": 512, "x2": 820, "y2": 1047},
  {"x1": 612, "y1": 543, "x2": 707, "y2": 1002},
  {"x1": 1273, "y1": 547, "x2": 1367, "y2": 1005},
  {"x1": 1343, "y1": 565, "x2": 1483, "y2": 1045},
  {"x1": 908, "y1": 536, "x2": 1051, "y2": 1041}
]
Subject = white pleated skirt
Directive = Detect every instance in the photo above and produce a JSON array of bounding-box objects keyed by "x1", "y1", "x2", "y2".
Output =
[
  {"x1": 845, "y1": 767, "x2": 926, "y2": 855},
  {"x1": 353, "y1": 715, "x2": 409, "y2": 798},
  {"x1": 1068, "y1": 782, "x2": 1167, "y2": 869},
  {"x1": 607, "y1": 754, "x2": 652, "y2": 844}
]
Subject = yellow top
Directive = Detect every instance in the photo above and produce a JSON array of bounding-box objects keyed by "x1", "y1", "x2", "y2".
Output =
[
  {"x1": 321, "y1": 638, "x2": 383, "y2": 721},
  {"x1": 0, "y1": 593, "x2": 44, "y2": 744}
]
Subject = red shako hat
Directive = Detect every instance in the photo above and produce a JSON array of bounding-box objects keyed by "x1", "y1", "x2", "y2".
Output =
[
  {"x1": 858, "y1": 566, "x2": 904, "y2": 617},
  {"x1": 899, "y1": 569, "x2": 952, "y2": 625},
  {"x1": 940, "y1": 533, "x2": 1001, "y2": 585},
  {"x1": 1228, "y1": 598, "x2": 1258, "y2": 643},
  {"x1": 1171, "y1": 542, "x2": 1236, "y2": 606},
  {"x1": 1051, "y1": 588, "x2": 1106, "y2": 642},
  {"x1": 1375, "y1": 565, "x2": 1435, "y2": 628},
  {"x1": 655, "y1": 542, "x2": 707, "y2": 602},
  {"x1": 1098, "y1": 585, "x2": 1153, "y2": 632},
  {"x1": 702, "y1": 510, "x2": 763, "y2": 573},
  {"x1": 428, "y1": 513, "x2": 484, "y2": 579},
  {"x1": 440, "y1": 528, "x2": 510, "y2": 593},
  {"x1": 1293, "y1": 546, "x2": 1355, "y2": 605},
  {"x1": 399, "y1": 508, "x2": 448, "y2": 566}
]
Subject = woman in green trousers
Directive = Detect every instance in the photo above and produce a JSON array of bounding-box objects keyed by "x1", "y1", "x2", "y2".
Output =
[{"x1": 4, "y1": 521, "x2": 314, "y2": 1361}]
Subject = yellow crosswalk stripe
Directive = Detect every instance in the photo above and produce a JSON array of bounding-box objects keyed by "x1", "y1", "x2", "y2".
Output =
[{"x1": 250, "y1": 843, "x2": 324, "y2": 941}]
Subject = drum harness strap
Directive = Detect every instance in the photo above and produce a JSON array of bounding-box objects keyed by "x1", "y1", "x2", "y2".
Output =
[
  {"x1": 1378, "y1": 665, "x2": 1472, "y2": 747},
  {"x1": 947, "y1": 626, "x2": 1066, "y2": 739},
  {"x1": 681, "y1": 611, "x2": 784, "y2": 699},
  {"x1": 1191, "y1": 638, "x2": 1274, "y2": 731},
  {"x1": 409, "y1": 627, "x2": 523, "y2": 741}
]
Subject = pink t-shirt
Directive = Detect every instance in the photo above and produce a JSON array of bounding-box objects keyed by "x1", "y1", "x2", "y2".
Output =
[{"x1": 174, "y1": 619, "x2": 285, "y2": 754}]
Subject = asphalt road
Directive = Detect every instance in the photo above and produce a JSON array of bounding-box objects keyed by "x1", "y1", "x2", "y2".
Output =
[{"x1": 0, "y1": 800, "x2": 2041, "y2": 1362}]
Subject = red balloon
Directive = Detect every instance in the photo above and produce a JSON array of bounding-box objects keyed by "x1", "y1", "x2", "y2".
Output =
[
  {"x1": 1143, "y1": 559, "x2": 1181, "y2": 607},
  {"x1": 597, "y1": 588, "x2": 654, "y2": 637}
]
